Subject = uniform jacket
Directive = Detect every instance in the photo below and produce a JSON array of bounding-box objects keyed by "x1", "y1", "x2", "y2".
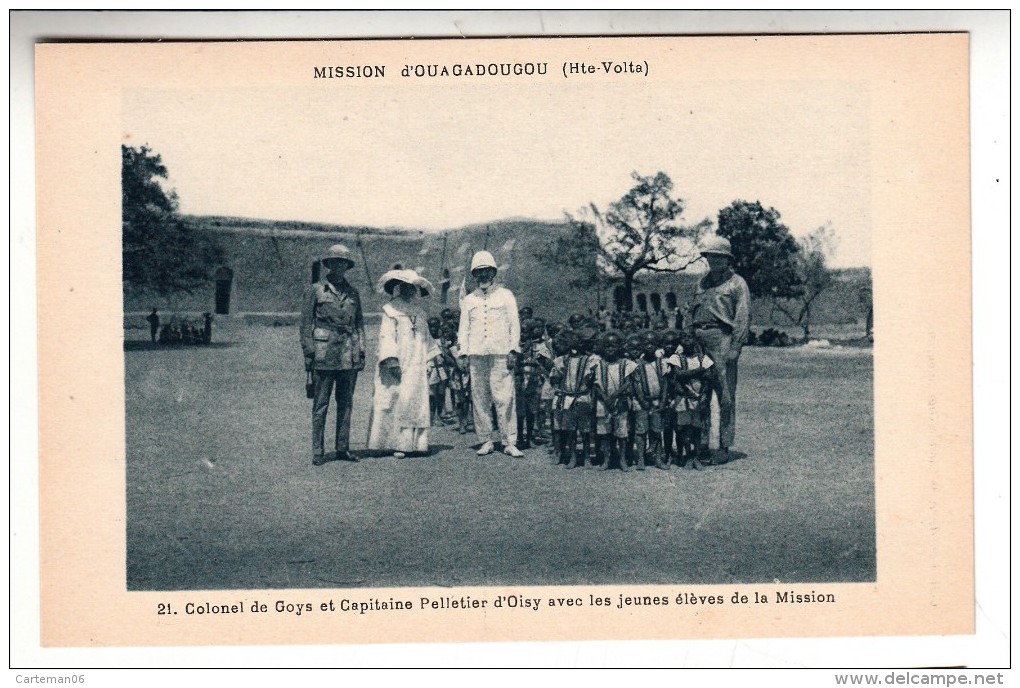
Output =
[
  {"x1": 300, "y1": 279, "x2": 367, "y2": 371},
  {"x1": 457, "y1": 286, "x2": 521, "y2": 356},
  {"x1": 688, "y1": 270, "x2": 752, "y2": 346}
]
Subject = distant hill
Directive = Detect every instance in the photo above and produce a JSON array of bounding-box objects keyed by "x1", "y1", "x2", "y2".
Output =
[
  {"x1": 188, "y1": 215, "x2": 421, "y2": 237},
  {"x1": 125, "y1": 216, "x2": 871, "y2": 333},
  {"x1": 126, "y1": 216, "x2": 602, "y2": 319}
]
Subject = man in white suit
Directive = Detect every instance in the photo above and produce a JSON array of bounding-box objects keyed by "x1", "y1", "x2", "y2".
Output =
[{"x1": 457, "y1": 250, "x2": 524, "y2": 457}]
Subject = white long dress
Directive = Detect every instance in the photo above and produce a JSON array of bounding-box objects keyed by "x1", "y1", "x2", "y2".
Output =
[{"x1": 367, "y1": 300, "x2": 440, "y2": 453}]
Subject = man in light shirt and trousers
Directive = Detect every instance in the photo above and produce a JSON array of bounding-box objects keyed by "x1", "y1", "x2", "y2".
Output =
[{"x1": 457, "y1": 250, "x2": 524, "y2": 457}]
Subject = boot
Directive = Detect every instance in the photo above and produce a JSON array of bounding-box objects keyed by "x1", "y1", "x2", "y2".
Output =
[
  {"x1": 596, "y1": 437, "x2": 609, "y2": 470},
  {"x1": 551, "y1": 433, "x2": 564, "y2": 464},
  {"x1": 651, "y1": 441, "x2": 669, "y2": 470},
  {"x1": 663, "y1": 428, "x2": 675, "y2": 465},
  {"x1": 565, "y1": 450, "x2": 577, "y2": 469},
  {"x1": 616, "y1": 441, "x2": 630, "y2": 471}
]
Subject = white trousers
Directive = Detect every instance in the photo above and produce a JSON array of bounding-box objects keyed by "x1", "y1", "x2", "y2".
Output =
[{"x1": 469, "y1": 355, "x2": 518, "y2": 446}]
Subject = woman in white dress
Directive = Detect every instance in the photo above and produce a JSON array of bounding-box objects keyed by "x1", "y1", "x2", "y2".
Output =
[{"x1": 367, "y1": 269, "x2": 440, "y2": 458}]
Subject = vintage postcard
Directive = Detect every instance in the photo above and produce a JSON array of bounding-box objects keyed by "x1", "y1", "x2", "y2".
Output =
[{"x1": 33, "y1": 31, "x2": 972, "y2": 651}]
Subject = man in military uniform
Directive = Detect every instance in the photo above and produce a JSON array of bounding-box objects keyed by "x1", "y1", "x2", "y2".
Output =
[
  {"x1": 300, "y1": 244, "x2": 367, "y2": 465},
  {"x1": 457, "y1": 250, "x2": 524, "y2": 457},
  {"x1": 686, "y1": 235, "x2": 751, "y2": 463}
]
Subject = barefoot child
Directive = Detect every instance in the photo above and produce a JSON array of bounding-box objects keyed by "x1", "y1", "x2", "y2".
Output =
[
  {"x1": 530, "y1": 318, "x2": 553, "y2": 443},
  {"x1": 445, "y1": 324, "x2": 472, "y2": 434},
  {"x1": 541, "y1": 322, "x2": 565, "y2": 454},
  {"x1": 575, "y1": 327, "x2": 601, "y2": 466},
  {"x1": 629, "y1": 330, "x2": 672, "y2": 470},
  {"x1": 515, "y1": 320, "x2": 547, "y2": 449},
  {"x1": 426, "y1": 317, "x2": 450, "y2": 426},
  {"x1": 594, "y1": 331, "x2": 637, "y2": 471},
  {"x1": 659, "y1": 328, "x2": 683, "y2": 465},
  {"x1": 667, "y1": 333, "x2": 714, "y2": 470},
  {"x1": 547, "y1": 327, "x2": 572, "y2": 464},
  {"x1": 551, "y1": 328, "x2": 598, "y2": 469}
]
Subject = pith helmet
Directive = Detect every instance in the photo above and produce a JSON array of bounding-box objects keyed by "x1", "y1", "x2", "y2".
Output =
[
  {"x1": 698, "y1": 235, "x2": 733, "y2": 259},
  {"x1": 470, "y1": 250, "x2": 498, "y2": 273},
  {"x1": 321, "y1": 244, "x2": 356, "y2": 266}
]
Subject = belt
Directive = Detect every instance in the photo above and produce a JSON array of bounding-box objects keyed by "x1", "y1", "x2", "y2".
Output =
[{"x1": 694, "y1": 323, "x2": 724, "y2": 331}]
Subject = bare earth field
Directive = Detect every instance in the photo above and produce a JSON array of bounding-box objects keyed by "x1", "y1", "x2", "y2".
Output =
[{"x1": 125, "y1": 325, "x2": 875, "y2": 590}]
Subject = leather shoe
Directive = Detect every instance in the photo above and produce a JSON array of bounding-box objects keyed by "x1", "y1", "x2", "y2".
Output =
[
  {"x1": 504, "y1": 444, "x2": 524, "y2": 458},
  {"x1": 476, "y1": 440, "x2": 494, "y2": 456},
  {"x1": 312, "y1": 455, "x2": 326, "y2": 466}
]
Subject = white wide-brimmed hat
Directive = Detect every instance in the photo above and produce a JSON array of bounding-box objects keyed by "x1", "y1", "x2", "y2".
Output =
[{"x1": 377, "y1": 268, "x2": 435, "y2": 296}]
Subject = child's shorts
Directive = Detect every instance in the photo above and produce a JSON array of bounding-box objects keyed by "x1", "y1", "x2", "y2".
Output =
[
  {"x1": 632, "y1": 408, "x2": 663, "y2": 436},
  {"x1": 561, "y1": 399, "x2": 594, "y2": 432},
  {"x1": 674, "y1": 409, "x2": 706, "y2": 428},
  {"x1": 596, "y1": 411, "x2": 629, "y2": 438}
]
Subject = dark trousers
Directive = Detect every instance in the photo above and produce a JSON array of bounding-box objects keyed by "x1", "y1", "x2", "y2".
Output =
[
  {"x1": 312, "y1": 369, "x2": 358, "y2": 457},
  {"x1": 694, "y1": 328, "x2": 739, "y2": 449}
]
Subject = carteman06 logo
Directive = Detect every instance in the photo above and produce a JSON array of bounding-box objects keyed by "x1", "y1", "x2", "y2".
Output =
[{"x1": 16, "y1": 676, "x2": 86, "y2": 684}]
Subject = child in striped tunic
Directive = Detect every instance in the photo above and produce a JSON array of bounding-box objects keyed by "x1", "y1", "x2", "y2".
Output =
[
  {"x1": 629, "y1": 330, "x2": 672, "y2": 471},
  {"x1": 666, "y1": 333, "x2": 715, "y2": 469},
  {"x1": 594, "y1": 331, "x2": 637, "y2": 471}
]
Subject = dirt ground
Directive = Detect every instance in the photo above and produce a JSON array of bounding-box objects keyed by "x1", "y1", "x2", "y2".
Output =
[{"x1": 125, "y1": 325, "x2": 875, "y2": 590}]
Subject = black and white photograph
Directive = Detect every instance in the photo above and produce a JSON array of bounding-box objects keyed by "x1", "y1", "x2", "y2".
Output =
[
  {"x1": 21, "y1": 13, "x2": 1000, "y2": 667},
  {"x1": 119, "y1": 40, "x2": 876, "y2": 593}
]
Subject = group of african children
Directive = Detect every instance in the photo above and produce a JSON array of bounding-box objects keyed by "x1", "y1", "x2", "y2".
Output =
[{"x1": 425, "y1": 308, "x2": 719, "y2": 471}]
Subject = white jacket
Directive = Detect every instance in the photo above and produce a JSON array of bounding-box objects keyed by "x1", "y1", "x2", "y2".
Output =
[{"x1": 457, "y1": 286, "x2": 520, "y2": 356}]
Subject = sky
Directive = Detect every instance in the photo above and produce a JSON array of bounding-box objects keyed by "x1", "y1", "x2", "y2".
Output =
[{"x1": 124, "y1": 68, "x2": 871, "y2": 267}]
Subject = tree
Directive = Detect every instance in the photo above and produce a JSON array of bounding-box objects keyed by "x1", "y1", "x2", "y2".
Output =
[
  {"x1": 771, "y1": 224, "x2": 838, "y2": 342},
  {"x1": 536, "y1": 214, "x2": 612, "y2": 309},
  {"x1": 716, "y1": 200, "x2": 801, "y2": 299},
  {"x1": 541, "y1": 171, "x2": 710, "y2": 310},
  {"x1": 122, "y1": 145, "x2": 223, "y2": 296}
]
